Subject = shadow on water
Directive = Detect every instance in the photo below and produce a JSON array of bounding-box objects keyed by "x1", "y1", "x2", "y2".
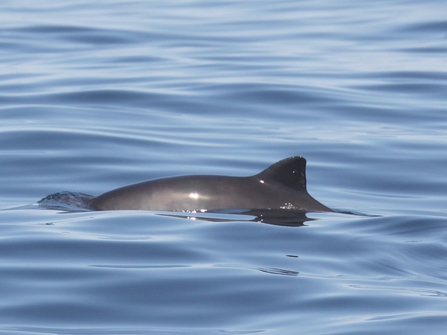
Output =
[{"x1": 36, "y1": 191, "x2": 370, "y2": 227}]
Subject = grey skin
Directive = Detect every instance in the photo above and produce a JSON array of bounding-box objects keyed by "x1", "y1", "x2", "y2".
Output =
[{"x1": 88, "y1": 156, "x2": 332, "y2": 212}]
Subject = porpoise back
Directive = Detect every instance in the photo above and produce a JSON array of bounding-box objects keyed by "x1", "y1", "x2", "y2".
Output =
[{"x1": 88, "y1": 156, "x2": 332, "y2": 212}]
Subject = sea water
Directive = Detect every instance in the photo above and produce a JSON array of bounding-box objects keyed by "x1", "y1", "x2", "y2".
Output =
[{"x1": 1, "y1": 0, "x2": 447, "y2": 334}]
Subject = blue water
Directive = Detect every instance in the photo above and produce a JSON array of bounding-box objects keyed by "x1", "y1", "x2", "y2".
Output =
[{"x1": 1, "y1": 0, "x2": 447, "y2": 334}]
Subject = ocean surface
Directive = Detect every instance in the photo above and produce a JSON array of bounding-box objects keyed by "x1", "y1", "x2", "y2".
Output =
[{"x1": 1, "y1": 0, "x2": 447, "y2": 334}]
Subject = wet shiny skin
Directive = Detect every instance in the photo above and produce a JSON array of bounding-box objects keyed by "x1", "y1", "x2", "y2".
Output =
[{"x1": 89, "y1": 157, "x2": 332, "y2": 212}]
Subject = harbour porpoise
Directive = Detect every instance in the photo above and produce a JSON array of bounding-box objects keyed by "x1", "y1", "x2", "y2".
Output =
[{"x1": 88, "y1": 156, "x2": 332, "y2": 212}]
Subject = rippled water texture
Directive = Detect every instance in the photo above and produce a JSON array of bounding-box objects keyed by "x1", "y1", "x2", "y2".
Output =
[{"x1": 1, "y1": 0, "x2": 447, "y2": 334}]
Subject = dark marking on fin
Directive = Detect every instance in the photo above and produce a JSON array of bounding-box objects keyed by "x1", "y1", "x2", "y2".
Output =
[{"x1": 256, "y1": 156, "x2": 307, "y2": 191}]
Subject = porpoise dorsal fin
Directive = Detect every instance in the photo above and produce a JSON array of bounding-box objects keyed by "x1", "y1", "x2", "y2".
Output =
[{"x1": 255, "y1": 156, "x2": 307, "y2": 191}]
